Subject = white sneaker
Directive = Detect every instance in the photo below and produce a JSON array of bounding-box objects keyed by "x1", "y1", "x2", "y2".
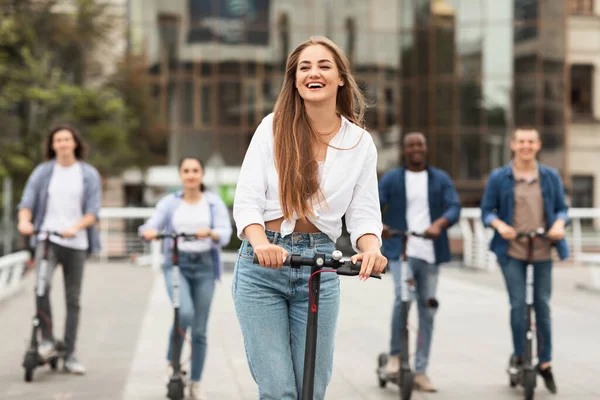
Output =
[
  {"x1": 189, "y1": 381, "x2": 205, "y2": 400},
  {"x1": 385, "y1": 355, "x2": 401, "y2": 375},
  {"x1": 38, "y1": 340, "x2": 56, "y2": 360},
  {"x1": 64, "y1": 355, "x2": 86, "y2": 375},
  {"x1": 166, "y1": 363, "x2": 187, "y2": 383}
]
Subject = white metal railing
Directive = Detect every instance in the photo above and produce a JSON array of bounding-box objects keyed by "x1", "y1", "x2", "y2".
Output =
[
  {"x1": 454, "y1": 208, "x2": 600, "y2": 291},
  {"x1": 96, "y1": 206, "x2": 600, "y2": 272},
  {"x1": 97, "y1": 207, "x2": 162, "y2": 270},
  {"x1": 0, "y1": 250, "x2": 31, "y2": 303},
  {"x1": 2, "y1": 207, "x2": 600, "y2": 302}
]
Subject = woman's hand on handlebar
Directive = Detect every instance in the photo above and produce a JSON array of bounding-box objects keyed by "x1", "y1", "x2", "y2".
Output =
[
  {"x1": 253, "y1": 243, "x2": 289, "y2": 269},
  {"x1": 141, "y1": 229, "x2": 158, "y2": 241},
  {"x1": 351, "y1": 250, "x2": 387, "y2": 281},
  {"x1": 195, "y1": 227, "x2": 212, "y2": 239}
]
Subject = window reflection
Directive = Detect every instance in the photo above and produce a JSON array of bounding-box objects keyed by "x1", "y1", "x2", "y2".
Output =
[
  {"x1": 218, "y1": 81, "x2": 241, "y2": 126},
  {"x1": 137, "y1": 0, "x2": 566, "y2": 189},
  {"x1": 434, "y1": 134, "x2": 455, "y2": 176},
  {"x1": 459, "y1": 133, "x2": 482, "y2": 179}
]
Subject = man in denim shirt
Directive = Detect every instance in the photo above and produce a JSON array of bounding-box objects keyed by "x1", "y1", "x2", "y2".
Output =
[
  {"x1": 379, "y1": 132, "x2": 461, "y2": 392},
  {"x1": 481, "y1": 126, "x2": 569, "y2": 394},
  {"x1": 17, "y1": 124, "x2": 102, "y2": 375}
]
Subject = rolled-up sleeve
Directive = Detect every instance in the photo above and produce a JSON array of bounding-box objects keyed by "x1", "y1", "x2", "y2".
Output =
[
  {"x1": 345, "y1": 140, "x2": 383, "y2": 252},
  {"x1": 441, "y1": 172, "x2": 461, "y2": 226},
  {"x1": 211, "y1": 196, "x2": 233, "y2": 247},
  {"x1": 18, "y1": 165, "x2": 43, "y2": 212},
  {"x1": 552, "y1": 169, "x2": 569, "y2": 224},
  {"x1": 481, "y1": 171, "x2": 500, "y2": 227},
  {"x1": 138, "y1": 196, "x2": 171, "y2": 235},
  {"x1": 233, "y1": 118, "x2": 270, "y2": 239},
  {"x1": 84, "y1": 167, "x2": 102, "y2": 221}
]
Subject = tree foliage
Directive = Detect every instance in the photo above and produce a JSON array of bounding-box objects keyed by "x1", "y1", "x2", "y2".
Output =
[{"x1": 0, "y1": 0, "x2": 163, "y2": 208}]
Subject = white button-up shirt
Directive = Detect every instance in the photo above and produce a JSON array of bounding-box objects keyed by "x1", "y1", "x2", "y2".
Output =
[{"x1": 233, "y1": 113, "x2": 382, "y2": 252}]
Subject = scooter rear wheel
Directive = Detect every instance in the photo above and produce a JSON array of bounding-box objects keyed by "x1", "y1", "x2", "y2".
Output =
[
  {"x1": 399, "y1": 369, "x2": 413, "y2": 400},
  {"x1": 523, "y1": 369, "x2": 536, "y2": 400},
  {"x1": 377, "y1": 353, "x2": 388, "y2": 388},
  {"x1": 166, "y1": 378, "x2": 185, "y2": 400},
  {"x1": 50, "y1": 357, "x2": 58, "y2": 370}
]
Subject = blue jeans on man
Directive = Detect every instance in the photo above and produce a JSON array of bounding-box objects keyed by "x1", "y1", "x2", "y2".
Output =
[
  {"x1": 499, "y1": 257, "x2": 553, "y2": 363},
  {"x1": 389, "y1": 257, "x2": 439, "y2": 374}
]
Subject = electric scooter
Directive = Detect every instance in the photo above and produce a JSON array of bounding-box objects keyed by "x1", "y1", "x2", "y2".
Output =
[
  {"x1": 508, "y1": 228, "x2": 547, "y2": 400},
  {"x1": 22, "y1": 230, "x2": 66, "y2": 382},
  {"x1": 153, "y1": 232, "x2": 198, "y2": 400},
  {"x1": 253, "y1": 249, "x2": 385, "y2": 400},
  {"x1": 376, "y1": 230, "x2": 429, "y2": 400}
]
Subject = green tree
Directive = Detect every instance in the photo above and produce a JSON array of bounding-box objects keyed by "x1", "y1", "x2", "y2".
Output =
[{"x1": 0, "y1": 0, "x2": 162, "y2": 209}]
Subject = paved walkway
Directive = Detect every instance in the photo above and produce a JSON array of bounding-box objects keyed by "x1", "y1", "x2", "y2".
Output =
[{"x1": 0, "y1": 259, "x2": 598, "y2": 399}]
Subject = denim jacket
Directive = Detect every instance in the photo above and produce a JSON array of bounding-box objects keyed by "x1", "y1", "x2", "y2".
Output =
[
  {"x1": 379, "y1": 165, "x2": 462, "y2": 264},
  {"x1": 17, "y1": 160, "x2": 102, "y2": 254},
  {"x1": 480, "y1": 163, "x2": 570, "y2": 262},
  {"x1": 138, "y1": 191, "x2": 233, "y2": 280}
]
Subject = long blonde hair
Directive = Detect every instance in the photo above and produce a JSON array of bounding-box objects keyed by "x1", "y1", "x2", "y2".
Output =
[{"x1": 273, "y1": 36, "x2": 366, "y2": 221}]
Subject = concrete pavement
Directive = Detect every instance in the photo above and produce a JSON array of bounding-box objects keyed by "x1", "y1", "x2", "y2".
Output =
[{"x1": 0, "y1": 259, "x2": 598, "y2": 399}]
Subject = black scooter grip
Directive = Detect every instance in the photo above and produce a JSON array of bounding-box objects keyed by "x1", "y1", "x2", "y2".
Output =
[
  {"x1": 336, "y1": 264, "x2": 382, "y2": 279},
  {"x1": 252, "y1": 254, "x2": 291, "y2": 265}
]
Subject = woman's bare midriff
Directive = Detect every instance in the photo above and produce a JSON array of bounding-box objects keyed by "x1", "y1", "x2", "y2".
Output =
[{"x1": 264, "y1": 217, "x2": 321, "y2": 233}]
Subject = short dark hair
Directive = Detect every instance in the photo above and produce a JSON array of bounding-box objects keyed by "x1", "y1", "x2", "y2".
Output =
[
  {"x1": 402, "y1": 131, "x2": 426, "y2": 146},
  {"x1": 512, "y1": 125, "x2": 540, "y2": 140},
  {"x1": 178, "y1": 157, "x2": 206, "y2": 192},
  {"x1": 44, "y1": 123, "x2": 88, "y2": 160}
]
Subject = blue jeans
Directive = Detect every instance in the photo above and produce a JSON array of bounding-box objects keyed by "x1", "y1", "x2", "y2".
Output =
[
  {"x1": 389, "y1": 257, "x2": 439, "y2": 374},
  {"x1": 232, "y1": 230, "x2": 340, "y2": 400},
  {"x1": 163, "y1": 251, "x2": 216, "y2": 382},
  {"x1": 499, "y1": 257, "x2": 553, "y2": 363}
]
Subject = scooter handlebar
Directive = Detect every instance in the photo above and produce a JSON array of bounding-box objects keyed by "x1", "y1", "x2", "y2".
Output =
[
  {"x1": 515, "y1": 228, "x2": 547, "y2": 240},
  {"x1": 32, "y1": 230, "x2": 63, "y2": 238},
  {"x1": 252, "y1": 251, "x2": 385, "y2": 279},
  {"x1": 150, "y1": 233, "x2": 199, "y2": 241},
  {"x1": 388, "y1": 230, "x2": 428, "y2": 239}
]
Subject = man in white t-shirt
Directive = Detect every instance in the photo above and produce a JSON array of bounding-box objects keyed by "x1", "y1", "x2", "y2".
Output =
[
  {"x1": 379, "y1": 132, "x2": 461, "y2": 392},
  {"x1": 18, "y1": 124, "x2": 102, "y2": 375}
]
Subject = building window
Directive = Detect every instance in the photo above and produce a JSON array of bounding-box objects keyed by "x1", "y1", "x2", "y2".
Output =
[
  {"x1": 345, "y1": 18, "x2": 356, "y2": 64},
  {"x1": 569, "y1": 0, "x2": 594, "y2": 14},
  {"x1": 571, "y1": 175, "x2": 595, "y2": 226},
  {"x1": 158, "y1": 13, "x2": 180, "y2": 64},
  {"x1": 570, "y1": 64, "x2": 594, "y2": 119},
  {"x1": 279, "y1": 14, "x2": 289, "y2": 68}
]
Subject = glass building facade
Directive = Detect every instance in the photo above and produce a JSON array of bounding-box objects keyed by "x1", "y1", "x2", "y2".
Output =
[
  {"x1": 128, "y1": 0, "x2": 567, "y2": 205},
  {"x1": 400, "y1": 0, "x2": 567, "y2": 205}
]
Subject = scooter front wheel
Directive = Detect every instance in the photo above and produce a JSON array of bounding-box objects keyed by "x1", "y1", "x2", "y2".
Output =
[
  {"x1": 523, "y1": 369, "x2": 536, "y2": 400},
  {"x1": 399, "y1": 369, "x2": 413, "y2": 400},
  {"x1": 377, "y1": 353, "x2": 388, "y2": 388},
  {"x1": 49, "y1": 357, "x2": 58, "y2": 370},
  {"x1": 509, "y1": 373, "x2": 519, "y2": 387},
  {"x1": 166, "y1": 378, "x2": 185, "y2": 400}
]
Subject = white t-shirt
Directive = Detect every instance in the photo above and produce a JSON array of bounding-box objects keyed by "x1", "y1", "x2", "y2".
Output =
[
  {"x1": 233, "y1": 113, "x2": 382, "y2": 252},
  {"x1": 405, "y1": 170, "x2": 435, "y2": 264},
  {"x1": 39, "y1": 162, "x2": 88, "y2": 250},
  {"x1": 171, "y1": 198, "x2": 212, "y2": 253}
]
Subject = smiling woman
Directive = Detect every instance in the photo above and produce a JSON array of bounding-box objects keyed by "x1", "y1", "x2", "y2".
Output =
[{"x1": 231, "y1": 36, "x2": 386, "y2": 399}]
